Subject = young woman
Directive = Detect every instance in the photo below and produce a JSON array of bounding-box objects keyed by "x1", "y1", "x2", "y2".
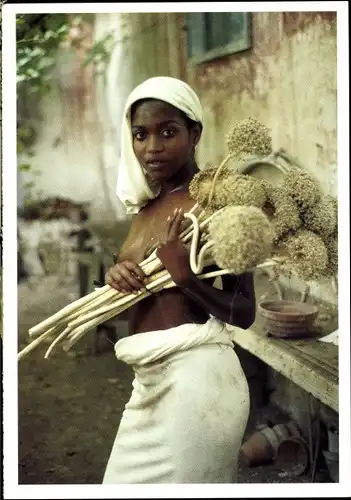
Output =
[{"x1": 103, "y1": 76, "x2": 256, "y2": 484}]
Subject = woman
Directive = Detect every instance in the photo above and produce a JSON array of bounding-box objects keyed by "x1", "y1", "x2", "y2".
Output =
[{"x1": 103, "y1": 76, "x2": 256, "y2": 484}]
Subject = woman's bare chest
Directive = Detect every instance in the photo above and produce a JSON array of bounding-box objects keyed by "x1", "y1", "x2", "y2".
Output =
[{"x1": 121, "y1": 191, "x2": 196, "y2": 263}]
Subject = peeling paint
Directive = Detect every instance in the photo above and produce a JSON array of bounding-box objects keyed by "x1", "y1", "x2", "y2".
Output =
[
  {"x1": 187, "y1": 12, "x2": 337, "y2": 182},
  {"x1": 56, "y1": 21, "x2": 98, "y2": 151},
  {"x1": 283, "y1": 12, "x2": 336, "y2": 37}
]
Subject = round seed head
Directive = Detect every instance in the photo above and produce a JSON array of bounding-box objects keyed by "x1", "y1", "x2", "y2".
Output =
[
  {"x1": 226, "y1": 117, "x2": 272, "y2": 161},
  {"x1": 302, "y1": 194, "x2": 337, "y2": 238},
  {"x1": 189, "y1": 167, "x2": 267, "y2": 210},
  {"x1": 189, "y1": 165, "x2": 231, "y2": 208},
  {"x1": 280, "y1": 229, "x2": 328, "y2": 281},
  {"x1": 218, "y1": 174, "x2": 267, "y2": 209},
  {"x1": 321, "y1": 234, "x2": 338, "y2": 277},
  {"x1": 208, "y1": 205, "x2": 274, "y2": 274},
  {"x1": 282, "y1": 167, "x2": 322, "y2": 211},
  {"x1": 267, "y1": 187, "x2": 302, "y2": 243}
]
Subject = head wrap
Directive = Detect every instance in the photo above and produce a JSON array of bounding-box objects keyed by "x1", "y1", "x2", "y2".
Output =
[{"x1": 116, "y1": 76, "x2": 203, "y2": 214}]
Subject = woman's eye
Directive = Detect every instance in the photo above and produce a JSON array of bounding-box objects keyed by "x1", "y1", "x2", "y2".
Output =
[
  {"x1": 162, "y1": 129, "x2": 176, "y2": 138},
  {"x1": 133, "y1": 131, "x2": 146, "y2": 140}
]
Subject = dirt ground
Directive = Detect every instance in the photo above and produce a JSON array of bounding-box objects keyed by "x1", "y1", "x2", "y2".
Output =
[{"x1": 17, "y1": 275, "x2": 328, "y2": 485}]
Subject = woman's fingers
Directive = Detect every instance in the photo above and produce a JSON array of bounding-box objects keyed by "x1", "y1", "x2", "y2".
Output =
[
  {"x1": 105, "y1": 262, "x2": 146, "y2": 294},
  {"x1": 124, "y1": 261, "x2": 146, "y2": 281},
  {"x1": 158, "y1": 208, "x2": 185, "y2": 247},
  {"x1": 105, "y1": 272, "x2": 124, "y2": 292},
  {"x1": 168, "y1": 208, "x2": 184, "y2": 239},
  {"x1": 117, "y1": 266, "x2": 144, "y2": 292}
]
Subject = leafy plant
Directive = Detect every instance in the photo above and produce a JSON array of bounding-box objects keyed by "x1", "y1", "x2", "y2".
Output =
[
  {"x1": 16, "y1": 14, "x2": 116, "y2": 205},
  {"x1": 16, "y1": 14, "x2": 70, "y2": 96}
]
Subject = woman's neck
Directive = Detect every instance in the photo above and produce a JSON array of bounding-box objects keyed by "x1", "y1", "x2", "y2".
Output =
[{"x1": 160, "y1": 161, "x2": 199, "y2": 196}]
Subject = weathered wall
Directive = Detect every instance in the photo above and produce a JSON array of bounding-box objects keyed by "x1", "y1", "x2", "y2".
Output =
[
  {"x1": 187, "y1": 12, "x2": 337, "y2": 195},
  {"x1": 18, "y1": 20, "x2": 124, "y2": 224},
  {"x1": 18, "y1": 13, "x2": 186, "y2": 229},
  {"x1": 104, "y1": 12, "x2": 186, "y2": 136}
]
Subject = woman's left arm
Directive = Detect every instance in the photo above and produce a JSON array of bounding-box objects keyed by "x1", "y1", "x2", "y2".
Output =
[
  {"x1": 156, "y1": 209, "x2": 256, "y2": 329},
  {"x1": 184, "y1": 270, "x2": 256, "y2": 329}
]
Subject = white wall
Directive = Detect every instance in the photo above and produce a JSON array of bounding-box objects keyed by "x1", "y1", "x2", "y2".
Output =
[{"x1": 18, "y1": 15, "x2": 132, "y2": 225}]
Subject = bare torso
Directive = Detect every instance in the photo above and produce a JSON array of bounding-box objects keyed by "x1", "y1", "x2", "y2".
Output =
[{"x1": 118, "y1": 188, "x2": 214, "y2": 334}]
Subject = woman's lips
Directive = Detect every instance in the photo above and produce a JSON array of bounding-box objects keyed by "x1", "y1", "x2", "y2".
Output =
[{"x1": 145, "y1": 161, "x2": 167, "y2": 169}]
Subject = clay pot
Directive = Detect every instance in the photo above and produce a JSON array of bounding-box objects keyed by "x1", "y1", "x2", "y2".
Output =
[
  {"x1": 272, "y1": 423, "x2": 292, "y2": 442},
  {"x1": 272, "y1": 421, "x2": 301, "y2": 442},
  {"x1": 275, "y1": 436, "x2": 310, "y2": 477},
  {"x1": 240, "y1": 430, "x2": 276, "y2": 467},
  {"x1": 260, "y1": 426, "x2": 281, "y2": 453},
  {"x1": 258, "y1": 300, "x2": 318, "y2": 338},
  {"x1": 241, "y1": 422, "x2": 303, "y2": 468}
]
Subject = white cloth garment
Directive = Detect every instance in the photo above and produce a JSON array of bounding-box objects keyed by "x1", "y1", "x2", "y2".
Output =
[
  {"x1": 103, "y1": 318, "x2": 250, "y2": 484},
  {"x1": 116, "y1": 76, "x2": 204, "y2": 215}
]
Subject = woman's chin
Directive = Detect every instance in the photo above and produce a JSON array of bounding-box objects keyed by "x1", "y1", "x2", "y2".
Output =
[
  {"x1": 146, "y1": 171, "x2": 168, "y2": 184},
  {"x1": 146, "y1": 177, "x2": 162, "y2": 192}
]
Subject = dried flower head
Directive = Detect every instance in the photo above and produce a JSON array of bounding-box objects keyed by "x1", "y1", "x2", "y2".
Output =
[
  {"x1": 189, "y1": 167, "x2": 267, "y2": 211},
  {"x1": 331, "y1": 197, "x2": 338, "y2": 235},
  {"x1": 267, "y1": 187, "x2": 302, "y2": 243},
  {"x1": 302, "y1": 194, "x2": 337, "y2": 238},
  {"x1": 208, "y1": 205, "x2": 274, "y2": 275},
  {"x1": 189, "y1": 165, "x2": 230, "y2": 209},
  {"x1": 321, "y1": 234, "x2": 338, "y2": 277},
  {"x1": 280, "y1": 229, "x2": 328, "y2": 281},
  {"x1": 218, "y1": 174, "x2": 267, "y2": 209},
  {"x1": 282, "y1": 167, "x2": 322, "y2": 211},
  {"x1": 226, "y1": 117, "x2": 272, "y2": 161}
]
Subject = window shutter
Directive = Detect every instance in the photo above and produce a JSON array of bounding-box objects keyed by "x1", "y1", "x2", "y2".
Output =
[{"x1": 185, "y1": 13, "x2": 206, "y2": 59}]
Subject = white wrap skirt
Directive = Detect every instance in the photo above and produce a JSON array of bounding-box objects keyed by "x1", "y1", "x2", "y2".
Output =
[{"x1": 102, "y1": 318, "x2": 250, "y2": 484}]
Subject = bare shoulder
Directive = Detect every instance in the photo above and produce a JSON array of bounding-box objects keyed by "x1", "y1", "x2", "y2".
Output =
[
  {"x1": 168, "y1": 188, "x2": 197, "y2": 213},
  {"x1": 139, "y1": 189, "x2": 196, "y2": 219}
]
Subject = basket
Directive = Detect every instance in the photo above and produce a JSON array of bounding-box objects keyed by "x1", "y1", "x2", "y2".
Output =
[{"x1": 258, "y1": 300, "x2": 318, "y2": 338}]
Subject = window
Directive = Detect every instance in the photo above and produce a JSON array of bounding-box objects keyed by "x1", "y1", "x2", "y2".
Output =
[{"x1": 185, "y1": 12, "x2": 252, "y2": 64}]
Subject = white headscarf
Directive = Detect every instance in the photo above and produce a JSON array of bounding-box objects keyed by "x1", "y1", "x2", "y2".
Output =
[{"x1": 116, "y1": 76, "x2": 203, "y2": 214}]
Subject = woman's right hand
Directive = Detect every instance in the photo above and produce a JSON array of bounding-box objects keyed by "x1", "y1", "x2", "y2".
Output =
[{"x1": 105, "y1": 261, "x2": 146, "y2": 294}]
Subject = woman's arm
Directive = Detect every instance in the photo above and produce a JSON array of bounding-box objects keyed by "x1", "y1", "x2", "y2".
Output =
[
  {"x1": 156, "y1": 209, "x2": 256, "y2": 329},
  {"x1": 184, "y1": 272, "x2": 256, "y2": 329},
  {"x1": 158, "y1": 241, "x2": 255, "y2": 329}
]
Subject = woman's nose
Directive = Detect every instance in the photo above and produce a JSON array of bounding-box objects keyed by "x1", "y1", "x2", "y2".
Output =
[{"x1": 146, "y1": 135, "x2": 164, "y2": 152}]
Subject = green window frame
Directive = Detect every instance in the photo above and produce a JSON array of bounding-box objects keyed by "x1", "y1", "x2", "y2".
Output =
[{"x1": 185, "y1": 12, "x2": 252, "y2": 64}]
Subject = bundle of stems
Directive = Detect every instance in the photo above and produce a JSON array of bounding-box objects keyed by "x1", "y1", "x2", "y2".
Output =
[{"x1": 19, "y1": 153, "x2": 285, "y2": 361}]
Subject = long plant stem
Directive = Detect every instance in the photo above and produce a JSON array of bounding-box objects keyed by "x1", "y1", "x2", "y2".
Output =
[
  {"x1": 206, "y1": 155, "x2": 231, "y2": 208},
  {"x1": 66, "y1": 270, "x2": 170, "y2": 330},
  {"x1": 18, "y1": 324, "x2": 65, "y2": 361},
  {"x1": 62, "y1": 275, "x2": 171, "y2": 351},
  {"x1": 28, "y1": 248, "x2": 165, "y2": 339},
  {"x1": 43, "y1": 325, "x2": 74, "y2": 359}
]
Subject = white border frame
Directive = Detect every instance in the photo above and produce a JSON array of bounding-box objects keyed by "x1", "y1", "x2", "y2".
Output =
[{"x1": 2, "y1": 2, "x2": 350, "y2": 499}]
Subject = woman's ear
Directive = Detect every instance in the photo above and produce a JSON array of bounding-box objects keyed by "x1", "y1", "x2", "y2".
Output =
[{"x1": 192, "y1": 123, "x2": 203, "y2": 148}]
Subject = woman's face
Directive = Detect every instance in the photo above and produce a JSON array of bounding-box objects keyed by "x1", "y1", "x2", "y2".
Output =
[{"x1": 131, "y1": 99, "x2": 201, "y2": 184}]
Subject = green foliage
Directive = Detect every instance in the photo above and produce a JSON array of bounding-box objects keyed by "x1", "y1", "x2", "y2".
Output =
[
  {"x1": 81, "y1": 32, "x2": 115, "y2": 71},
  {"x1": 16, "y1": 14, "x2": 115, "y2": 97},
  {"x1": 16, "y1": 14, "x2": 70, "y2": 96},
  {"x1": 16, "y1": 14, "x2": 70, "y2": 165},
  {"x1": 16, "y1": 13, "x2": 116, "y2": 202}
]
